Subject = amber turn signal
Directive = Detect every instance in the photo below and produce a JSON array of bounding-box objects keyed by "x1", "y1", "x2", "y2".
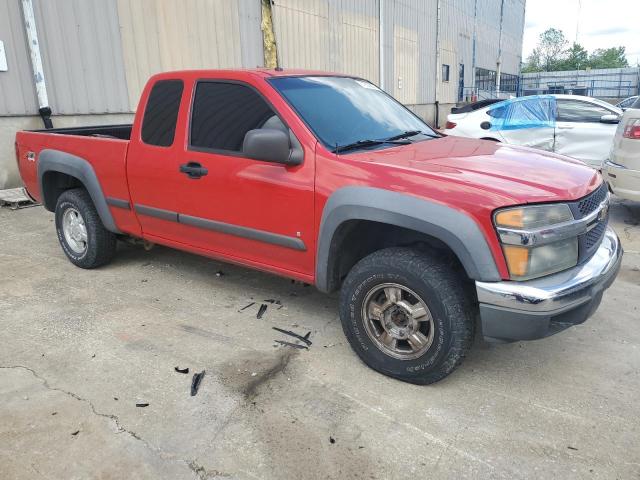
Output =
[{"x1": 502, "y1": 245, "x2": 529, "y2": 277}]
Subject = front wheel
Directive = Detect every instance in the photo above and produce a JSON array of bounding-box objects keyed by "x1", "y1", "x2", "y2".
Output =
[
  {"x1": 339, "y1": 247, "x2": 475, "y2": 384},
  {"x1": 55, "y1": 188, "x2": 116, "y2": 268}
]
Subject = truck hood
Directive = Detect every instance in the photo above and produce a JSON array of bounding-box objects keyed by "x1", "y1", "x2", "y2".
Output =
[{"x1": 356, "y1": 136, "x2": 601, "y2": 204}]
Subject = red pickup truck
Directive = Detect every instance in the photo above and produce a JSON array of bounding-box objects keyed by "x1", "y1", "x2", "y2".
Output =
[{"x1": 15, "y1": 69, "x2": 622, "y2": 384}]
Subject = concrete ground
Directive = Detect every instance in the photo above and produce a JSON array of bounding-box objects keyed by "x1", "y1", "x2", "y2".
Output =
[{"x1": 1, "y1": 199, "x2": 639, "y2": 480}]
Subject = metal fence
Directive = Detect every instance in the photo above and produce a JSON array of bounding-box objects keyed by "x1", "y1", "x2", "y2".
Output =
[{"x1": 519, "y1": 68, "x2": 640, "y2": 100}]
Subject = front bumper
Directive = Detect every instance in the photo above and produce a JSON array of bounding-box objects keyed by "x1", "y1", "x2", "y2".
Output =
[{"x1": 476, "y1": 227, "x2": 622, "y2": 342}]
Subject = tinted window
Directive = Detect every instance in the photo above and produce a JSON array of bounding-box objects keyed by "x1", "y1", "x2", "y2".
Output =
[
  {"x1": 487, "y1": 106, "x2": 507, "y2": 118},
  {"x1": 556, "y1": 99, "x2": 615, "y2": 123},
  {"x1": 141, "y1": 80, "x2": 183, "y2": 147},
  {"x1": 269, "y1": 76, "x2": 435, "y2": 150},
  {"x1": 190, "y1": 82, "x2": 276, "y2": 152}
]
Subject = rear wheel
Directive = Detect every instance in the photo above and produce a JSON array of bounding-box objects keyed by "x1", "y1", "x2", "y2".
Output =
[
  {"x1": 339, "y1": 247, "x2": 475, "y2": 384},
  {"x1": 55, "y1": 188, "x2": 116, "y2": 268}
]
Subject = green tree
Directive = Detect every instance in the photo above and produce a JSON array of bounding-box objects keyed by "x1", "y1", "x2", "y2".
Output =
[
  {"x1": 588, "y1": 47, "x2": 629, "y2": 69},
  {"x1": 556, "y1": 43, "x2": 589, "y2": 71},
  {"x1": 522, "y1": 28, "x2": 630, "y2": 72}
]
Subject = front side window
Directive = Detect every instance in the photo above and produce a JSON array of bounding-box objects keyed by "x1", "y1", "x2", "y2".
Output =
[
  {"x1": 269, "y1": 76, "x2": 436, "y2": 151},
  {"x1": 141, "y1": 79, "x2": 184, "y2": 147},
  {"x1": 190, "y1": 81, "x2": 276, "y2": 152},
  {"x1": 557, "y1": 100, "x2": 616, "y2": 123}
]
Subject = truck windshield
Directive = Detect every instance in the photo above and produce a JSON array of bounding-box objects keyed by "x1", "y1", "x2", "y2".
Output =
[{"x1": 269, "y1": 76, "x2": 437, "y2": 152}]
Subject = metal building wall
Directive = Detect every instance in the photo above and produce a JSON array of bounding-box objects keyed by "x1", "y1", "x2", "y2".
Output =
[
  {"x1": 0, "y1": 0, "x2": 39, "y2": 115},
  {"x1": 273, "y1": 0, "x2": 379, "y2": 82},
  {"x1": 32, "y1": 0, "x2": 131, "y2": 115},
  {"x1": 116, "y1": 0, "x2": 263, "y2": 111}
]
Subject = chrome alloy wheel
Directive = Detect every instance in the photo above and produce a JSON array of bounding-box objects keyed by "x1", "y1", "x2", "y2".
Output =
[
  {"x1": 62, "y1": 207, "x2": 88, "y2": 254},
  {"x1": 362, "y1": 283, "x2": 435, "y2": 360}
]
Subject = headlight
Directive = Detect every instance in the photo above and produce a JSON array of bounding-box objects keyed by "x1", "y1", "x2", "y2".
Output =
[{"x1": 494, "y1": 204, "x2": 578, "y2": 280}]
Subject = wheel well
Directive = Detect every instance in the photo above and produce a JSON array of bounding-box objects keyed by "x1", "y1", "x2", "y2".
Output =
[
  {"x1": 41, "y1": 171, "x2": 84, "y2": 211},
  {"x1": 325, "y1": 220, "x2": 468, "y2": 292}
]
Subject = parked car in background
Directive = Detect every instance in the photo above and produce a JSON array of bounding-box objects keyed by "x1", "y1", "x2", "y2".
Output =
[
  {"x1": 444, "y1": 94, "x2": 622, "y2": 168},
  {"x1": 450, "y1": 98, "x2": 503, "y2": 114},
  {"x1": 604, "y1": 96, "x2": 640, "y2": 201},
  {"x1": 616, "y1": 96, "x2": 639, "y2": 111}
]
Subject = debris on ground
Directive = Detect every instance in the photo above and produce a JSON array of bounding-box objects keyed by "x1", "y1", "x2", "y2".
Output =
[
  {"x1": 135, "y1": 402, "x2": 149, "y2": 408},
  {"x1": 567, "y1": 446, "x2": 578, "y2": 451},
  {"x1": 71, "y1": 430, "x2": 80, "y2": 436},
  {"x1": 272, "y1": 327, "x2": 312, "y2": 346},
  {"x1": 174, "y1": 366, "x2": 189, "y2": 374},
  {"x1": 215, "y1": 270, "x2": 224, "y2": 277},
  {"x1": 329, "y1": 436, "x2": 336, "y2": 444},
  {"x1": 239, "y1": 302, "x2": 255, "y2": 312},
  {"x1": 257, "y1": 304, "x2": 268, "y2": 319},
  {"x1": 191, "y1": 370, "x2": 205, "y2": 396},
  {"x1": 0, "y1": 187, "x2": 39, "y2": 210},
  {"x1": 274, "y1": 340, "x2": 308, "y2": 350}
]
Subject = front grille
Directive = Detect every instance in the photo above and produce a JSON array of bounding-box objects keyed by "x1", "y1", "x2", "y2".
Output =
[
  {"x1": 585, "y1": 221, "x2": 606, "y2": 249},
  {"x1": 577, "y1": 183, "x2": 608, "y2": 217},
  {"x1": 569, "y1": 182, "x2": 609, "y2": 264}
]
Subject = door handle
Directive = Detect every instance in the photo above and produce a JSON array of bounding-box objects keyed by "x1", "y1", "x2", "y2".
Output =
[
  {"x1": 557, "y1": 125, "x2": 574, "y2": 130},
  {"x1": 179, "y1": 162, "x2": 208, "y2": 179}
]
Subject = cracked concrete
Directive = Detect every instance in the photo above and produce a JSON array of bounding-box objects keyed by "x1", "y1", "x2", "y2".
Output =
[{"x1": 1, "y1": 198, "x2": 640, "y2": 479}]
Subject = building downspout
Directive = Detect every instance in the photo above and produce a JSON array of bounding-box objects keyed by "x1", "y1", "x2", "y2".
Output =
[
  {"x1": 434, "y1": 0, "x2": 441, "y2": 128},
  {"x1": 21, "y1": 0, "x2": 52, "y2": 129},
  {"x1": 261, "y1": 0, "x2": 279, "y2": 69},
  {"x1": 379, "y1": 0, "x2": 385, "y2": 90},
  {"x1": 495, "y1": 0, "x2": 505, "y2": 97},
  {"x1": 471, "y1": 0, "x2": 478, "y2": 98}
]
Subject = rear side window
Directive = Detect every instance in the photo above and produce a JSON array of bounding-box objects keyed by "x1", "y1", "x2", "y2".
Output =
[
  {"x1": 190, "y1": 81, "x2": 275, "y2": 152},
  {"x1": 632, "y1": 97, "x2": 640, "y2": 109},
  {"x1": 141, "y1": 80, "x2": 184, "y2": 147},
  {"x1": 556, "y1": 100, "x2": 614, "y2": 123},
  {"x1": 487, "y1": 106, "x2": 507, "y2": 118}
]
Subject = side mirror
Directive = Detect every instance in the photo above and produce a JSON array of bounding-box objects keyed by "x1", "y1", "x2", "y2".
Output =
[
  {"x1": 600, "y1": 114, "x2": 620, "y2": 124},
  {"x1": 243, "y1": 129, "x2": 299, "y2": 165},
  {"x1": 480, "y1": 121, "x2": 492, "y2": 130}
]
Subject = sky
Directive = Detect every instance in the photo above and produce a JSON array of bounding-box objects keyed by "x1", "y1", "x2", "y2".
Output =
[{"x1": 523, "y1": 0, "x2": 640, "y2": 66}]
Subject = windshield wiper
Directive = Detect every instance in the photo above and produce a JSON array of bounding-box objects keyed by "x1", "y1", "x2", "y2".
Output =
[
  {"x1": 385, "y1": 130, "x2": 439, "y2": 141},
  {"x1": 333, "y1": 138, "x2": 410, "y2": 154}
]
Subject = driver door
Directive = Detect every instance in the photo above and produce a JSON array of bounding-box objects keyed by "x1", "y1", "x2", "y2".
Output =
[{"x1": 173, "y1": 79, "x2": 316, "y2": 276}]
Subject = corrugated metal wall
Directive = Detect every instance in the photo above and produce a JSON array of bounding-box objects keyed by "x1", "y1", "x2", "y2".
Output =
[
  {"x1": 0, "y1": 0, "x2": 38, "y2": 115},
  {"x1": 117, "y1": 0, "x2": 263, "y2": 110},
  {"x1": 32, "y1": 0, "x2": 131, "y2": 115},
  {"x1": 0, "y1": 0, "x2": 524, "y2": 116},
  {"x1": 273, "y1": 0, "x2": 379, "y2": 82}
]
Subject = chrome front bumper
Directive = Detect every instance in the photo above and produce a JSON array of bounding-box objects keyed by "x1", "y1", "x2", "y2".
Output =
[{"x1": 476, "y1": 227, "x2": 623, "y2": 342}]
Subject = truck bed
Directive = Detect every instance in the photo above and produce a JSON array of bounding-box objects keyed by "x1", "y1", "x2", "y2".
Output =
[
  {"x1": 28, "y1": 124, "x2": 132, "y2": 140},
  {"x1": 15, "y1": 127, "x2": 132, "y2": 220}
]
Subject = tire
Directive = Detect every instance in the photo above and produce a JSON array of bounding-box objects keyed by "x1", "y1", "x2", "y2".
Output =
[
  {"x1": 55, "y1": 188, "x2": 116, "y2": 268},
  {"x1": 339, "y1": 247, "x2": 475, "y2": 385}
]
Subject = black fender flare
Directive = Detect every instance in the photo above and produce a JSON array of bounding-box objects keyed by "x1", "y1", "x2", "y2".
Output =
[
  {"x1": 316, "y1": 186, "x2": 501, "y2": 292},
  {"x1": 37, "y1": 149, "x2": 121, "y2": 234}
]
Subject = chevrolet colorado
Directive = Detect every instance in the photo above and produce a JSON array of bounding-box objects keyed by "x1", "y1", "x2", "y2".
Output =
[{"x1": 15, "y1": 69, "x2": 622, "y2": 384}]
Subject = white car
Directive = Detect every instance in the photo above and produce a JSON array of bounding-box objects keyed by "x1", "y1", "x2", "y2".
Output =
[
  {"x1": 443, "y1": 94, "x2": 622, "y2": 168},
  {"x1": 604, "y1": 97, "x2": 640, "y2": 201},
  {"x1": 616, "y1": 96, "x2": 639, "y2": 111}
]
